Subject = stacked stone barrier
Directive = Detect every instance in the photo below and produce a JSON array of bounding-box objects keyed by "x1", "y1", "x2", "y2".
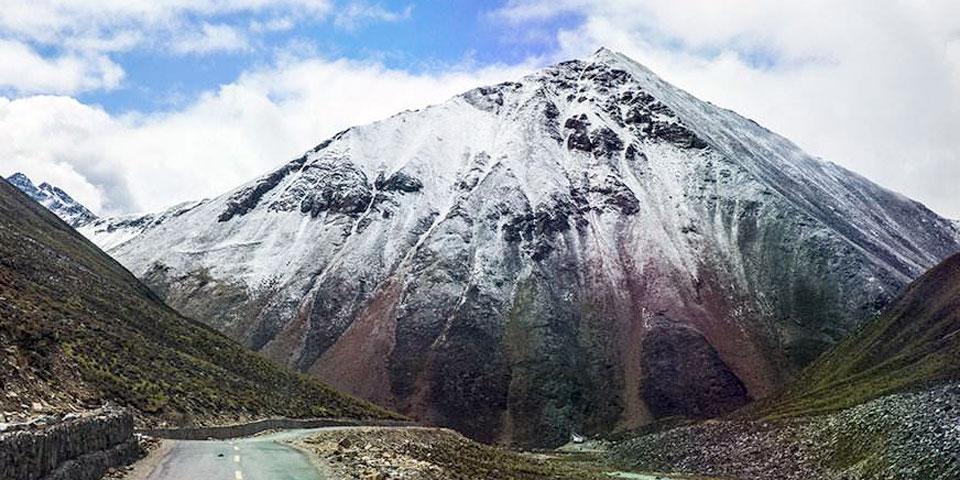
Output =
[
  {"x1": 0, "y1": 409, "x2": 140, "y2": 480},
  {"x1": 138, "y1": 417, "x2": 415, "y2": 440}
]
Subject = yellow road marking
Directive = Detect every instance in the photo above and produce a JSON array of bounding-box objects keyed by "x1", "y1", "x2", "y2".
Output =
[{"x1": 235, "y1": 471, "x2": 243, "y2": 480}]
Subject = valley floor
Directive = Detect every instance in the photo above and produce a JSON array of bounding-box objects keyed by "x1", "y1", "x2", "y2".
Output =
[{"x1": 116, "y1": 426, "x2": 696, "y2": 480}]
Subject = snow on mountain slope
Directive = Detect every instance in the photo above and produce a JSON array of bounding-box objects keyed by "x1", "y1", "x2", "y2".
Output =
[
  {"x1": 6, "y1": 172, "x2": 98, "y2": 227},
  {"x1": 96, "y1": 48, "x2": 960, "y2": 447},
  {"x1": 79, "y1": 200, "x2": 207, "y2": 251}
]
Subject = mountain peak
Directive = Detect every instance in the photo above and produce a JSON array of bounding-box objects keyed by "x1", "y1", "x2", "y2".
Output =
[
  {"x1": 7, "y1": 172, "x2": 38, "y2": 193},
  {"x1": 587, "y1": 46, "x2": 648, "y2": 72},
  {"x1": 591, "y1": 46, "x2": 622, "y2": 60},
  {"x1": 82, "y1": 51, "x2": 960, "y2": 447},
  {"x1": 592, "y1": 46, "x2": 615, "y2": 55},
  {"x1": 7, "y1": 171, "x2": 31, "y2": 183},
  {"x1": 5, "y1": 172, "x2": 98, "y2": 227}
]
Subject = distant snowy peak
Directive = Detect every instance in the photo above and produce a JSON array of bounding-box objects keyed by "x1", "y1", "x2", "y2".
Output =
[{"x1": 6, "y1": 172, "x2": 98, "y2": 228}]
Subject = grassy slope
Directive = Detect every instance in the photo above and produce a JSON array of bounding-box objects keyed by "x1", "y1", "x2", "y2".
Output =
[
  {"x1": 759, "y1": 251, "x2": 960, "y2": 418},
  {"x1": 0, "y1": 179, "x2": 398, "y2": 425}
]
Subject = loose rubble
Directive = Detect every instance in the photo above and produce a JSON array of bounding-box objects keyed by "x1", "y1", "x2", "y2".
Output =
[{"x1": 610, "y1": 383, "x2": 960, "y2": 480}]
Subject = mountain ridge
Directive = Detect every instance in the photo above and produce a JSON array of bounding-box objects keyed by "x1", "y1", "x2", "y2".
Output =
[{"x1": 83, "y1": 48, "x2": 960, "y2": 446}]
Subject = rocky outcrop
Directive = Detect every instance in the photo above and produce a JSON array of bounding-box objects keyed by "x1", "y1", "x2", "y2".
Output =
[
  {"x1": 219, "y1": 155, "x2": 309, "y2": 222},
  {"x1": 639, "y1": 318, "x2": 751, "y2": 418},
  {"x1": 0, "y1": 409, "x2": 140, "y2": 480}
]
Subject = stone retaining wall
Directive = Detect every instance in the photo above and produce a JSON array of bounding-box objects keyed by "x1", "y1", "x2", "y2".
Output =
[
  {"x1": 0, "y1": 409, "x2": 140, "y2": 480},
  {"x1": 139, "y1": 417, "x2": 415, "y2": 440}
]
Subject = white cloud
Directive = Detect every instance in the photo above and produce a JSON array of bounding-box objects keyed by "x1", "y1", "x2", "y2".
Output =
[
  {"x1": 171, "y1": 23, "x2": 251, "y2": 55},
  {"x1": 250, "y1": 17, "x2": 296, "y2": 33},
  {"x1": 333, "y1": 2, "x2": 413, "y2": 30},
  {"x1": 0, "y1": 56, "x2": 533, "y2": 215},
  {"x1": 0, "y1": 96, "x2": 123, "y2": 213},
  {"x1": 0, "y1": 0, "x2": 414, "y2": 95},
  {"x1": 0, "y1": 0, "x2": 333, "y2": 48},
  {"x1": 0, "y1": 40, "x2": 124, "y2": 95},
  {"x1": 490, "y1": 0, "x2": 960, "y2": 218},
  {"x1": 4, "y1": 1, "x2": 959, "y2": 222}
]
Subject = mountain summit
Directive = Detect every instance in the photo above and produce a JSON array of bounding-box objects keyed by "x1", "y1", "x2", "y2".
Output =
[
  {"x1": 6, "y1": 172, "x2": 98, "y2": 227},
  {"x1": 86, "y1": 49, "x2": 960, "y2": 446}
]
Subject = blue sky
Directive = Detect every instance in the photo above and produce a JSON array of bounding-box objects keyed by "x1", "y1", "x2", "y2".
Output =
[
  {"x1": 72, "y1": 1, "x2": 581, "y2": 114},
  {"x1": 1, "y1": 1, "x2": 958, "y2": 219}
]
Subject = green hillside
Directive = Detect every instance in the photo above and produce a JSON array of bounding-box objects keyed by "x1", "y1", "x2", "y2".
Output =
[
  {"x1": 762, "y1": 251, "x2": 960, "y2": 419},
  {"x1": 0, "y1": 179, "x2": 399, "y2": 425}
]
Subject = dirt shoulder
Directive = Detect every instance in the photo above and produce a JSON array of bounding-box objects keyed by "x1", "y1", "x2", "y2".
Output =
[
  {"x1": 109, "y1": 438, "x2": 172, "y2": 480},
  {"x1": 288, "y1": 426, "x2": 609, "y2": 480}
]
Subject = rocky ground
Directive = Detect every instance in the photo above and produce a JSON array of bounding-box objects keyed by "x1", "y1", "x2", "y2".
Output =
[
  {"x1": 102, "y1": 435, "x2": 163, "y2": 480},
  {"x1": 609, "y1": 382, "x2": 960, "y2": 480},
  {"x1": 290, "y1": 427, "x2": 610, "y2": 480}
]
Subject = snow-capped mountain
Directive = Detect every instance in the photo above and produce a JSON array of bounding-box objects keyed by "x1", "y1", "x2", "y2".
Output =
[
  {"x1": 6, "y1": 172, "x2": 98, "y2": 227},
  {"x1": 89, "y1": 48, "x2": 960, "y2": 447}
]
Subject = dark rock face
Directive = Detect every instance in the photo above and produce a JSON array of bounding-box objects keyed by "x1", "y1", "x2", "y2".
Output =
[
  {"x1": 591, "y1": 127, "x2": 624, "y2": 157},
  {"x1": 375, "y1": 171, "x2": 423, "y2": 193},
  {"x1": 285, "y1": 158, "x2": 373, "y2": 217},
  {"x1": 640, "y1": 319, "x2": 751, "y2": 418},
  {"x1": 564, "y1": 115, "x2": 594, "y2": 152},
  {"x1": 219, "y1": 155, "x2": 308, "y2": 222},
  {"x1": 462, "y1": 82, "x2": 523, "y2": 113},
  {"x1": 502, "y1": 196, "x2": 577, "y2": 261}
]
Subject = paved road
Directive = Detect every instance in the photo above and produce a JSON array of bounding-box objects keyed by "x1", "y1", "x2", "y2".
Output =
[
  {"x1": 144, "y1": 429, "x2": 327, "y2": 480},
  {"x1": 138, "y1": 427, "x2": 683, "y2": 480}
]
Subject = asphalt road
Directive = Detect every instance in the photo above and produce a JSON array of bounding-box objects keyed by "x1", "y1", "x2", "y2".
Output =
[
  {"x1": 136, "y1": 427, "x2": 682, "y2": 480},
  {"x1": 144, "y1": 429, "x2": 326, "y2": 480}
]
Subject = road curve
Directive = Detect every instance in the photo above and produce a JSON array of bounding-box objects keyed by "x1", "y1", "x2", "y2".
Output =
[{"x1": 142, "y1": 429, "x2": 328, "y2": 480}]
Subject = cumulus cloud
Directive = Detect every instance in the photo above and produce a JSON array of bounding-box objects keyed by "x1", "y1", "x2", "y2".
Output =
[
  {"x1": 249, "y1": 17, "x2": 297, "y2": 33},
  {"x1": 0, "y1": 40, "x2": 124, "y2": 95},
  {"x1": 4, "y1": 0, "x2": 959, "y2": 222},
  {"x1": 333, "y1": 2, "x2": 413, "y2": 30},
  {"x1": 171, "y1": 23, "x2": 251, "y2": 55},
  {"x1": 0, "y1": 0, "x2": 387, "y2": 94},
  {"x1": 0, "y1": 0, "x2": 333, "y2": 48},
  {"x1": 491, "y1": 0, "x2": 960, "y2": 218},
  {"x1": 0, "y1": 56, "x2": 532, "y2": 215}
]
